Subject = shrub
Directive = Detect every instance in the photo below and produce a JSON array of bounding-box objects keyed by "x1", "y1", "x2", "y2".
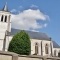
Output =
[{"x1": 8, "y1": 30, "x2": 31, "y2": 55}]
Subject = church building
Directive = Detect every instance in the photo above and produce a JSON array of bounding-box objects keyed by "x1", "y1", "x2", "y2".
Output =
[{"x1": 0, "y1": 3, "x2": 60, "y2": 57}]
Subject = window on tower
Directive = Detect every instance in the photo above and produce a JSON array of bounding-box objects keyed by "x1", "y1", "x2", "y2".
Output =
[
  {"x1": 5, "y1": 16, "x2": 7, "y2": 22},
  {"x1": 1, "y1": 15, "x2": 3, "y2": 22}
]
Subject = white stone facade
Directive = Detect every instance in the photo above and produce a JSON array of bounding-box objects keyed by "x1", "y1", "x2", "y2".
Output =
[{"x1": 5, "y1": 36, "x2": 60, "y2": 57}]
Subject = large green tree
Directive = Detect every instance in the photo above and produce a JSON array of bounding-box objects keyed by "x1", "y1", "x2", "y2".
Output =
[{"x1": 8, "y1": 30, "x2": 31, "y2": 55}]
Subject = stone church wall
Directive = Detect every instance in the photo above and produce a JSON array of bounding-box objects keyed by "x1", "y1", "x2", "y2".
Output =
[
  {"x1": 5, "y1": 35, "x2": 60, "y2": 57},
  {"x1": 31, "y1": 39, "x2": 41, "y2": 55},
  {"x1": 5, "y1": 36, "x2": 13, "y2": 51},
  {"x1": 0, "y1": 40, "x2": 3, "y2": 50},
  {"x1": 42, "y1": 40, "x2": 52, "y2": 56},
  {"x1": 53, "y1": 48, "x2": 60, "y2": 56},
  {"x1": 31, "y1": 39, "x2": 52, "y2": 56}
]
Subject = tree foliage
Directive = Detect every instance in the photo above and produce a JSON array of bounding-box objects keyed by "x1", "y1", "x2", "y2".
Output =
[{"x1": 8, "y1": 30, "x2": 31, "y2": 55}]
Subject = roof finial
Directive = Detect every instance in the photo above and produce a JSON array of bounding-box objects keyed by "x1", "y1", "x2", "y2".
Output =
[{"x1": 2, "y1": 2, "x2": 8, "y2": 12}]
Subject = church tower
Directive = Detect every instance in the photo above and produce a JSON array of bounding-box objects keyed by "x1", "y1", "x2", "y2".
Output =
[
  {"x1": 0, "y1": 3, "x2": 11, "y2": 51},
  {"x1": 0, "y1": 3, "x2": 11, "y2": 32}
]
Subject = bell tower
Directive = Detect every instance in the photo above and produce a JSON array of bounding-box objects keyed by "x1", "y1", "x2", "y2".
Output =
[
  {"x1": 0, "y1": 3, "x2": 11, "y2": 32},
  {"x1": 0, "y1": 3, "x2": 11, "y2": 51}
]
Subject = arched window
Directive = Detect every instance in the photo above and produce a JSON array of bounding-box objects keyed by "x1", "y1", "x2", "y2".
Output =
[
  {"x1": 5, "y1": 16, "x2": 7, "y2": 22},
  {"x1": 1, "y1": 15, "x2": 3, "y2": 22},
  {"x1": 54, "y1": 50, "x2": 56, "y2": 56},
  {"x1": 35, "y1": 43, "x2": 39, "y2": 55},
  {"x1": 45, "y1": 44, "x2": 49, "y2": 54}
]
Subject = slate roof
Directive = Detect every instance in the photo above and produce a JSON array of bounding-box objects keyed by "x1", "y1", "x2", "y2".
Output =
[
  {"x1": 7, "y1": 28, "x2": 60, "y2": 48},
  {"x1": 8, "y1": 28, "x2": 51, "y2": 41},
  {"x1": 53, "y1": 41, "x2": 60, "y2": 48}
]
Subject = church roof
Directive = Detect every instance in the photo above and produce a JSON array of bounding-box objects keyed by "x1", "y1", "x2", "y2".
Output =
[
  {"x1": 8, "y1": 28, "x2": 51, "y2": 41},
  {"x1": 53, "y1": 41, "x2": 60, "y2": 48},
  {"x1": 7, "y1": 28, "x2": 60, "y2": 48},
  {"x1": 2, "y1": 2, "x2": 9, "y2": 12}
]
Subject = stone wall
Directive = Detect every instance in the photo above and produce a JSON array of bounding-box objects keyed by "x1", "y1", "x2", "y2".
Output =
[
  {"x1": 18, "y1": 55, "x2": 41, "y2": 60},
  {"x1": 0, "y1": 51, "x2": 60, "y2": 60},
  {"x1": 0, "y1": 51, "x2": 18, "y2": 60},
  {"x1": 0, "y1": 55, "x2": 12, "y2": 60},
  {"x1": 18, "y1": 57, "x2": 40, "y2": 60}
]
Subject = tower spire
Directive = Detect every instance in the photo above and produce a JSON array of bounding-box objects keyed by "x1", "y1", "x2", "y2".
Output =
[{"x1": 2, "y1": 2, "x2": 8, "y2": 12}]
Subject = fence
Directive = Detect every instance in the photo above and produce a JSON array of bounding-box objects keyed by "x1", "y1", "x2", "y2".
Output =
[{"x1": 0, "y1": 51, "x2": 60, "y2": 60}]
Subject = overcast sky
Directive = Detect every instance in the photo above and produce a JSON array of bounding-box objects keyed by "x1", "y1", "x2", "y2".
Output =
[{"x1": 0, "y1": 0, "x2": 60, "y2": 45}]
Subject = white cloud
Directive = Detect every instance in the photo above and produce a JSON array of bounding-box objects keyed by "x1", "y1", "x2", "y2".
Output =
[
  {"x1": 11, "y1": 9, "x2": 49, "y2": 30},
  {"x1": 10, "y1": 9, "x2": 17, "y2": 13},
  {"x1": 30, "y1": 29, "x2": 39, "y2": 32},
  {"x1": 44, "y1": 23, "x2": 48, "y2": 27},
  {"x1": 30, "y1": 4, "x2": 38, "y2": 8}
]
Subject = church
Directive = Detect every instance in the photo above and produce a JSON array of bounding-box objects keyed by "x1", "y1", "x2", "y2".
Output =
[{"x1": 0, "y1": 3, "x2": 60, "y2": 57}]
